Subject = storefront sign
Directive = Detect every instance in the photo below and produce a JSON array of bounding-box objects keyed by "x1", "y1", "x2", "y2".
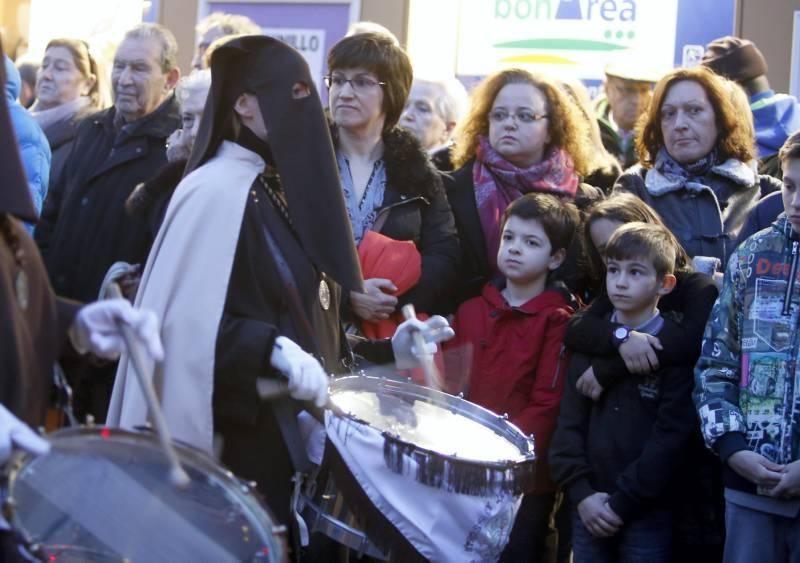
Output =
[
  {"x1": 455, "y1": 0, "x2": 679, "y2": 81},
  {"x1": 262, "y1": 27, "x2": 326, "y2": 90},
  {"x1": 206, "y1": 1, "x2": 356, "y2": 90}
]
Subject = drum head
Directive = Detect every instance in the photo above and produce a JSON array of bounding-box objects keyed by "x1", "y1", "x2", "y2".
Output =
[
  {"x1": 328, "y1": 376, "x2": 535, "y2": 496},
  {"x1": 8, "y1": 428, "x2": 284, "y2": 563}
]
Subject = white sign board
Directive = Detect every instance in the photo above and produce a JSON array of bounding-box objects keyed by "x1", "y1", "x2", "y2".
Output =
[
  {"x1": 455, "y1": 0, "x2": 678, "y2": 80},
  {"x1": 791, "y1": 11, "x2": 800, "y2": 99},
  {"x1": 28, "y1": 0, "x2": 143, "y2": 63},
  {"x1": 262, "y1": 27, "x2": 327, "y2": 90}
]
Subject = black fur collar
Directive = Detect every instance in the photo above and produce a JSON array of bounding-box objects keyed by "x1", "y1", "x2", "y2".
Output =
[
  {"x1": 125, "y1": 158, "x2": 186, "y2": 217},
  {"x1": 330, "y1": 124, "x2": 442, "y2": 199}
]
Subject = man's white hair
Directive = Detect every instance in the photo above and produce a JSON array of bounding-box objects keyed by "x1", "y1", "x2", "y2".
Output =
[{"x1": 123, "y1": 23, "x2": 179, "y2": 73}]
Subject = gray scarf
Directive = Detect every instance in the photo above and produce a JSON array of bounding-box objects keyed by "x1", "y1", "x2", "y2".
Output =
[{"x1": 29, "y1": 96, "x2": 91, "y2": 131}]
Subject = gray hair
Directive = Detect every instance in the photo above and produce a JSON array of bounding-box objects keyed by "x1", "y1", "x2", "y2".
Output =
[
  {"x1": 415, "y1": 77, "x2": 469, "y2": 128},
  {"x1": 123, "y1": 23, "x2": 179, "y2": 73},
  {"x1": 176, "y1": 69, "x2": 211, "y2": 109},
  {"x1": 345, "y1": 21, "x2": 399, "y2": 45},
  {"x1": 196, "y1": 12, "x2": 261, "y2": 37}
]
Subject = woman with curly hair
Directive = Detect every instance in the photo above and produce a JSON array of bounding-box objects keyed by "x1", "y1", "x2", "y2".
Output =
[
  {"x1": 614, "y1": 66, "x2": 781, "y2": 264},
  {"x1": 445, "y1": 68, "x2": 602, "y2": 310}
]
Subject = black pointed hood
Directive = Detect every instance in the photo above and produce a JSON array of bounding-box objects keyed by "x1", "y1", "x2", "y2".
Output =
[
  {"x1": 186, "y1": 34, "x2": 363, "y2": 292},
  {"x1": 0, "y1": 49, "x2": 37, "y2": 222}
]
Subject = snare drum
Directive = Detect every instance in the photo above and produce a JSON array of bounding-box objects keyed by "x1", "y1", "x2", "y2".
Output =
[
  {"x1": 302, "y1": 375, "x2": 535, "y2": 563},
  {"x1": 3, "y1": 427, "x2": 287, "y2": 563}
]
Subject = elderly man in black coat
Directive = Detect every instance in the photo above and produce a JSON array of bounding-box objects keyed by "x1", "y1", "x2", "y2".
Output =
[{"x1": 34, "y1": 23, "x2": 181, "y2": 421}]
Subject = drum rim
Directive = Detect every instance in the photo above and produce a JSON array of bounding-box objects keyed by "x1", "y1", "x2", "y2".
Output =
[
  {"x1": 4, "y1": 425, "x2": 286, "y2": 561},
  {"x1": 329, "y1": 375, "x2": 536, "y2": 465}
]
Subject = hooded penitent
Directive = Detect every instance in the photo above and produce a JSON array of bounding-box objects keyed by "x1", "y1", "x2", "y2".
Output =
[
  {"x1": 187, "y1": 34, "x2": 363, "y2": 293},
  {"x1": 0, "y1": 41, "x2": 67, "y2": 428},
  {"x1": 108, "y1": 35, "x2": 361, "y2": 453}
]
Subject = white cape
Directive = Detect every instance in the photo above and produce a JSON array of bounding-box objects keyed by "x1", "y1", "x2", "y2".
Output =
[{"x1": 106, "y1": 142, "x2": 265, "y2": 453}]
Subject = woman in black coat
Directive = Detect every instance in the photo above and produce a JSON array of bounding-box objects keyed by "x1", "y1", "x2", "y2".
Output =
[
  {"x1": 444, "y1": 68, "x2": 603, "y2": 312},
  {"x1": 326, "y1": 33, "x2": 459, "y2": 324},
  {"x1": 29, "y1": 38, "x2": 103, "y2": 187}
]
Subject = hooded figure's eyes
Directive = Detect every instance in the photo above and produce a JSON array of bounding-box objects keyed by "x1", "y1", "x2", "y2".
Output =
[{"x1": 292, "y1": 82, "x2": 311, "y2": 99}]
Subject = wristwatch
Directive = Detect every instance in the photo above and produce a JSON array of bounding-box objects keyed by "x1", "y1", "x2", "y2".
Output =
[{"x1": 612, "y1": 326, "x2": 631, "y2": 348}]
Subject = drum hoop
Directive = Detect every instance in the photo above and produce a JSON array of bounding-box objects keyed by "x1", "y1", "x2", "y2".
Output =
[
  {"x1": 329, "y1": 376, "x2": 536, "y2": 496},
  {"x1": 5, "y1": 426, "x2": 285, "y2": 559},
  {"x1": 381, "y1": 431, "x2": 536, "y2": 496}
]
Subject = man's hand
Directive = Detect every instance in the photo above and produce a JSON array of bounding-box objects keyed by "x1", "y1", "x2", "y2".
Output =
[
  {"x1": 619, "y1": 331, "x2": 662, "y2": 374},
  {"x1": 350, "y1": 278, "x2": 398, "y2": 322},
  {"x1": 728, "y1": 450, "x2": 784, "y2": 488},
  {"x1": 577, "y1": 492, "x2": 623, "y2": 538},
  {"x1": 576, "y1": 366, "x2": 604, "y2": 401},
  {"x1": 769, "y1": 460, "x2": 800, "y2": 499}
]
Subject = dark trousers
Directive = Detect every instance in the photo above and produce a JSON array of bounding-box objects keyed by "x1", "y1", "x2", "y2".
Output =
[
  {"x1": 500, "y1": 492, "x2": 557, "y2": 563},
  {"x1": 572, "y1": 509, "x2": 672, "y2": 563}
]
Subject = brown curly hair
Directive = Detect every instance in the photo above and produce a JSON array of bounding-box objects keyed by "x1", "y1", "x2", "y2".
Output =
[
  {"x1": 452, "y1": 68, "x2": 590, "y2": 174},
  {"x1": 635, "y1": 66, "x2": 756, "y2": 168}
]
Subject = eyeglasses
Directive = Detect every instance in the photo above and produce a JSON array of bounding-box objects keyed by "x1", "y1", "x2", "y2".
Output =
[
  {"x1": 324, "y1": 74, "x2": 386, "y2": 92},
  {"x1": 488, "y1": 110, "x2": 549, "y2": 124}
]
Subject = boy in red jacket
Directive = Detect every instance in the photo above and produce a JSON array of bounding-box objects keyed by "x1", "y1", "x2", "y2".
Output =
[{"x1": 445, "y1": 192, "x2": 580, "y2": 561}]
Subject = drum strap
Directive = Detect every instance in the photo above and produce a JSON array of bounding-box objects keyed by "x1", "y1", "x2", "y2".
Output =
[{"x1": 253, "y1": 189, "x2": 316, "y2": 475}]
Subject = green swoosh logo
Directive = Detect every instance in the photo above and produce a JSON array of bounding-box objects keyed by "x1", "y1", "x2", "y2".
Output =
[{"x1": 494, "y1": 39, "x2": 626, "y2": 51}]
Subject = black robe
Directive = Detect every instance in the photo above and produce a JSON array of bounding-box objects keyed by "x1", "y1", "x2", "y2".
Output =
[
  {"x1": 1, "y1": 217, "x2": 80, "y2": 427},
  {"x1": 213, "y1": 173, "x2": 344, "y2": 526}
]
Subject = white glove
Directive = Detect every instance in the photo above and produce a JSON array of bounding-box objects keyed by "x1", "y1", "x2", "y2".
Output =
[
  {"x1": 0, "y1": 404, "x2": 50, "y2": 465},
  {"x1": 69, "y1": 299, "x2": 165, "y2": 361},
  {"x1": 270, "y1": 336, "x2": 329, "y2": 408},
  {"x1": 391, "y1": 315, "x2": 455, "y2": 369}
]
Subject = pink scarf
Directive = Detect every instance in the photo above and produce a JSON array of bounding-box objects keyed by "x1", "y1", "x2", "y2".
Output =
[{"x1": 473, "y1": 136, "x2": 579, "y2": 273}]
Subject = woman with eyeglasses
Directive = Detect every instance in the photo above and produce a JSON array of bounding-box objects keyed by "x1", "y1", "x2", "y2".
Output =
[
  {"x1": 444, "y1": 68, "x2": 603, "y2": 313},
  {"x1": 325, "y1": 33, "x2": 459, "y2": 336}
]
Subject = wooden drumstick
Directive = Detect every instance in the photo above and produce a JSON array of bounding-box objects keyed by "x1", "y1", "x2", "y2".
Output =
[
  {"x1": 107, "y1": 283, "x2": 190, "y2": 488},
  {"x1": 401, "y1": 304, "x2": 443, "y2": 391}
]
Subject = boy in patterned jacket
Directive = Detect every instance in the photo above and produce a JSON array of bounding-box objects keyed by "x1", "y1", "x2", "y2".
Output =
[{"x1": 694, "y1": 131, "x2": 800, "y2": 562}]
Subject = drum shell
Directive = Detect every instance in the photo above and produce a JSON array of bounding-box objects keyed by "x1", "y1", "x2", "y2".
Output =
[{"x1": 303, "y1": 375, "x2": 534, "y2": 562}]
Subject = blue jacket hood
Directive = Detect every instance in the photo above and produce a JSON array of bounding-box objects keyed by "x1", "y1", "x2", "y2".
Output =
[
  {"x1": 4, "y1": 56, "x2": 20, "y2": 101},
  {"x1": 752, "y1": 90, "x2": 800, "y2": 156}
]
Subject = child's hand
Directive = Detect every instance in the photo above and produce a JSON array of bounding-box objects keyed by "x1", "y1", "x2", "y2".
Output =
[
  {"x1": 577, "y1": 492, "x2": 622, "y2": 537},
  {"x1": 728, "y1": 450, "x2": 784, "y2": 488},
  {"x1": 619, "y1": 331, "x2": 662, "y2": 374},
  {"x1": 576, "y1": 366, "x2": 604, "y2": 401},
  {"x1": 769, "y1": 461, "x2": 800, "y2": 498}
]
